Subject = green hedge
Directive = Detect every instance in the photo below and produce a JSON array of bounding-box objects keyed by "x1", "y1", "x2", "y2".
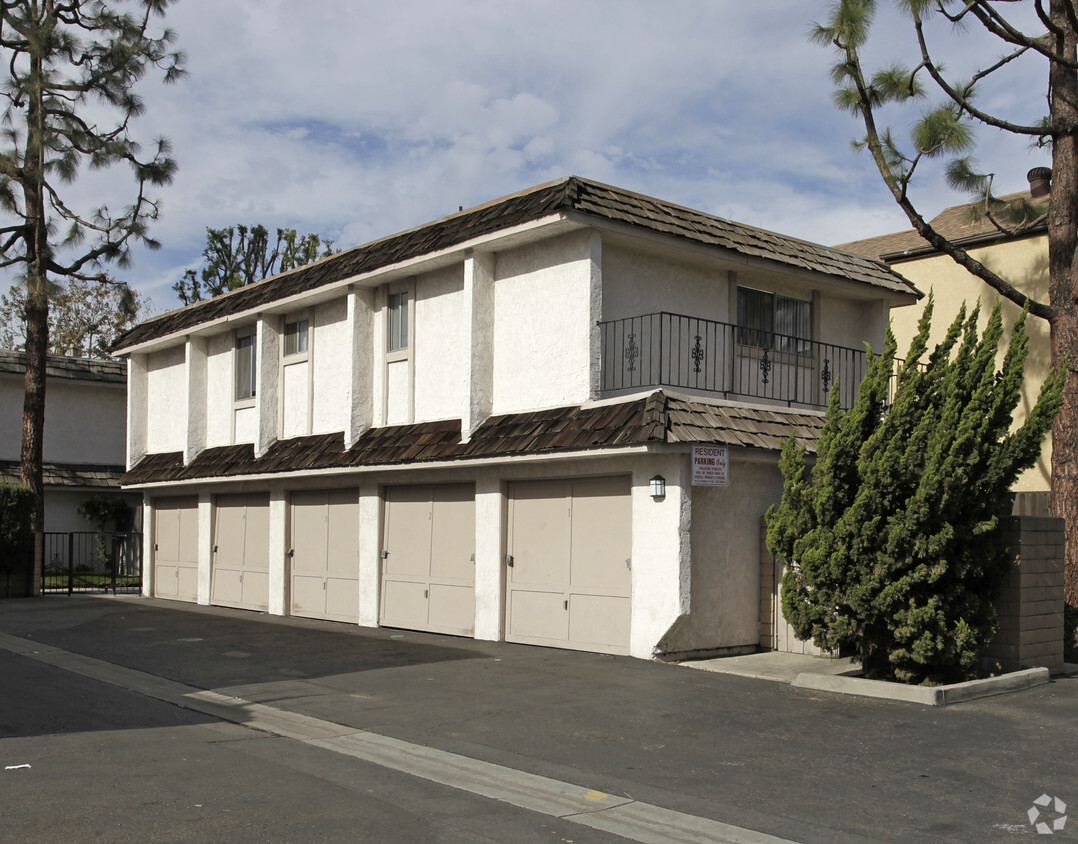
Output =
[{"x1": 0, "y1": 483, "x2": 34, "y2": 565}]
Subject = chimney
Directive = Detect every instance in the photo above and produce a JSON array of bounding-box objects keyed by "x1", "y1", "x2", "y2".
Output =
[{"x1": 1027, "y1": 167, "x2": 1052, "y2": 200}]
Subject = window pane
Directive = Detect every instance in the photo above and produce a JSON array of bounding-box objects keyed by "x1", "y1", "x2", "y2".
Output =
[
  {"x1": 737, "y1": 287, "x2": 772, "y2": 348},
  {"x1": 388, "y1": 291, "x2": 408, "y2": 352},
  {"x1": 284, "y1": 319, "x2": 308, "y2": 356},
  {"x1": 774, "y1": 297, "x2": 810, "y2": 354},
  {"x1": 235, "y1": 333, "x2": 256, "y2": 400}
]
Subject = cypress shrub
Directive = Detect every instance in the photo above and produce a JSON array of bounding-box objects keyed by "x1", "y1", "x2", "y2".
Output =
[
  {"x1": 768, "y1": 297, "x2": 1064, "y2": 684},
  {"x1": 0, "y1": 484, "x2": 35, "y2": 597}
]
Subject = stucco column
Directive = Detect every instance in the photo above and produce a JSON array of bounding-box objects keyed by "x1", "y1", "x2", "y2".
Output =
[
  {"x1": 141, "y1": 498, "x2": 155, "y2": 598},
  {"x1": 346, "y1": 287, "x2": 375, "y2": 448},
  {"x1": 357, "y1": 480, "x2": 381, "y2": 627},
  {"x1": 629, "y1": 453, "x2": 691, "y2": 659},
  {"x1": 256, "y1": 315, "x2": 280, "y2": 457},
  {"x1": 184, "y1": 336, "x2": 208, "y2": 464},
  {"x1": 587, "y1": 230, "x2": 603, "y2": 400},
  {"x1": 463, "y1": 250, "x2": 495, "y2": 440},
  {"x1": 268, "y1": 490, "x2": 287, "y2": 616},
  {"x1": 473, "y1": 474, "x2": 505, "y2": 640},
  {"x1": 197, "y1": 493, "x2": 212, "y2": 605},
  {"x1": 126, "y1": 354, "x2": 148, "y2": 470}
]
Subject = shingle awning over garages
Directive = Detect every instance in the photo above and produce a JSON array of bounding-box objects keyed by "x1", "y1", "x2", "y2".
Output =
[{"x1": 122, "y1": 391, "x2": 826, "y2": 486}]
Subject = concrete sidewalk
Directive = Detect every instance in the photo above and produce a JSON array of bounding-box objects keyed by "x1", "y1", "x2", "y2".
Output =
[
  {"x1": 682, "y1": 651, "x2": 860, "y2": 684},
  {"x1": 3, "y1": 595, "x2": 1076, "y2": 843}
]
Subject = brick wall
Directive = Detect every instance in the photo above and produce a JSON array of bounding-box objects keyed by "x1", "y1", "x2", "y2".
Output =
[{"x1": 987, "y1": 515, "x2": 1065, "y2": 673}]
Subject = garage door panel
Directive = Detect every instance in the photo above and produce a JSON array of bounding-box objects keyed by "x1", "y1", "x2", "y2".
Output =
[
  {"x1": 177, "y1": 503, "x2": 200, "y2": 565},
  {"x1": 326, "y1": 491, "x2": 359, "y2": 576},
  {"x1": 176, "y1": 565, "x2": 199, "y2": 602},
  {"x1": 428, "y1": 583, "x2": 475, "y2": 635},
  {"x1": 241, "y1": 571, "x2": 269, "y2": 611},
  {"x1": 507, "y1": 476, "x2": 630, "y2": 655},
  {"x1": 570, "y1": 478, "x2": 631, "y2": 593},
  {"x1": 292, "y1": 574, "x2": 327, "y2": 616},
  {"x1": 213, "y1": 495, "x2": 248, "y2": 564},
  {"x1": 385, "y1": 487, "x2": 432, "y2": 577},
  {"x1": 291, "y1": 491, "x2": 328, "y2": 574},
  {"x1": 508, "y1": 589, "x2": 569, "y2": 642},
  {"x1": 381, "y1": 579, "x2": 429, "y2": 629},
  {"x1": 154, "y1": 497, "x2": 199, "y2": 603},
  {"x1": 431, "y1": 485, "x2": 475, "y2": 581},
  {"x1": 381, "y1": 484, "x2": 476, "y2": 636},
  {"x1": 243, "y1": 495, "x2": 270, "y2": 572},
  {"x1": 155, "y1": 564, "x2": 179, "y2": 597},
  {"x1": 325, "y1": 577, "x2": 359, "y2": 621},
  {"x1": 569, "y1": 594, "x2": 631, "y2": 652},
  {"x1": 155, "y1": 506, "x2": 180, "y2": 564},
  {"x1": 212, "y1": 494, "x2": 270, "y2": 612},
  {"x1": 510, "y1": 486, "x2": 570, "y2": 587},
  {"x1": 211, "y1": 567, "x2": 243, "y2": 607}
]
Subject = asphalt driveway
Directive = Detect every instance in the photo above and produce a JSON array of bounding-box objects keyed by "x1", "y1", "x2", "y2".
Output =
[{"x1": 1, "y1": 595, "x2": 1075, "y2": 842}]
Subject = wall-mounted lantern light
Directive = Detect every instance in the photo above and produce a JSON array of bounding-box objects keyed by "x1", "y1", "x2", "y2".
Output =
[{"x1": 650, "y1": 475, "x2": 666, "y2": 500}]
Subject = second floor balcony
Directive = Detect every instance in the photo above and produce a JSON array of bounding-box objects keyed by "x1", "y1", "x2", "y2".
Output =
[{"x1": 599, "y1": 312, "x2": 870, "y2": 410}]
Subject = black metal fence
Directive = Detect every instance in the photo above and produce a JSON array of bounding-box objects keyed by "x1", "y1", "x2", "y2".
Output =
[
  {"x1": 42, "y1": 532, "x2": 143, "y2": 594},
  {"x1": 599, "y1": 312, "x2": 870, "y2": 409}
]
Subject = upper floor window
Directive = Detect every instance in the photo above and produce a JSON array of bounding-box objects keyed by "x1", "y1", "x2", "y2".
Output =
[
  {"x1": 737, "y1": 286, "x2": 811, "y2": 354},
  {"x1": 388, "y1": 291, "x2": 409, "y2": 352},
  {"x1": 235, "y1": 331, "x2": 257, "y2": 401},
  {"x1": 283, "y1": 318, "x2": 309, "y2": 357}
]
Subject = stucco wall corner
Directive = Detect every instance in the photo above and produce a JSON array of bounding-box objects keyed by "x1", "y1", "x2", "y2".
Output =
[{"x1": 629, "y1": 455, "x2": 691, "y2": 659}]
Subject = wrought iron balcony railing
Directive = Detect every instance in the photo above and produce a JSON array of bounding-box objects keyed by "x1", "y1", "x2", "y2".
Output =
[{"x1": 599, "y1": 312, "x2": 870, "y2": 409}]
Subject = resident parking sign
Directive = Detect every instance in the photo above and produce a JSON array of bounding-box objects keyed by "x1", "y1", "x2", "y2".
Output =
[{"x1": 692, "y1": 445, "x2": 729, "y2": 486}]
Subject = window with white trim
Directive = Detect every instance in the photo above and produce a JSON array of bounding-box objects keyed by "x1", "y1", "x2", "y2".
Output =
[
  {"x1": 283, "y1": 317, "x2": 309, "y2": 357},
  {"x1": 737, "y1": 286, "x2": 811, "y2": 354},
  {"x1": 388, "y1": 290, "x2": 409, "y2": 352},
  {"x1": 235, "y1": 331, "x2": 257, "y2": 401}
]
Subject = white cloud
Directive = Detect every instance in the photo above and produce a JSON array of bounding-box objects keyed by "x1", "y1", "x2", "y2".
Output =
[{"x1": 0, "y1": 1, "x2": 1053, "y2": 308}]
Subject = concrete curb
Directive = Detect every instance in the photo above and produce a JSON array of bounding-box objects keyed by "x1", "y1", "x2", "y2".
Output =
[{"x1": 792, "y1": 666, "x2": 1051, "y2": 705}]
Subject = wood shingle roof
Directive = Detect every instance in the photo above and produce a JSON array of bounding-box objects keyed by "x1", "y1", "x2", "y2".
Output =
[
  {"x1": 836, "y1": 189, "x2": 1046, "y2": 261},
  {"x1": 113, "y1": 177, "x2": 918, "y2": 352},
  {"x1": 121, "y1": 392, "x2": 825, "y2": 486},
  {"x1": 0, "y1": 350, "x2": 125, "y2": 383}
]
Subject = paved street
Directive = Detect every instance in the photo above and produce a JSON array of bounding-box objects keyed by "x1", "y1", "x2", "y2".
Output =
[{"x1": 1, "y1": 596, "x2": 1075, "y2": 843}]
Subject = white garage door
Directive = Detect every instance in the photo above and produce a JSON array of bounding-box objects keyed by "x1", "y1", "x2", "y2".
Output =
[
  {"x1": 153, "y1": 496, "x2": 199, "y2": 603},
  {"x1": 506, "y1": 476, "x2": 631, "y2": 655},
  {"x1": 290, "y1": 489, "x2": 360, "y2": 623},
  {"x1": 211, "y1": 493, "x2": 270, "y2": 611},
  {"x1": 380, "y1": 483, "x2": 475, "y2": 636}
]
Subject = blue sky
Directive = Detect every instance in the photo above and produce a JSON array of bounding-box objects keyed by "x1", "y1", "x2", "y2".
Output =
[{"x1": 6, "y1": 1, "x2": 1051, "y2": 315}]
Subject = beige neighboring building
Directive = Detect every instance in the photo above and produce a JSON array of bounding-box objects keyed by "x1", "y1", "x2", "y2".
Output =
[{"x1": 837, "y1": 169, "x2": 1052, "y2": 504}]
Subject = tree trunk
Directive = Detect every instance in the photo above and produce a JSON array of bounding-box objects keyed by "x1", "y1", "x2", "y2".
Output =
[
  {"x1": 20, "y1": 294, "x2": 46, "y2": 594},
  {"x1": 18, "y1": 46, "x2": 48, "y2": 595},
  {"x1": 1048, "y1": 1, "x2": 1078, "y2": 606}
]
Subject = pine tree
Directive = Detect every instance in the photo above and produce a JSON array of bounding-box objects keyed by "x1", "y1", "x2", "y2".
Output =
[
  {"x1": 0, "y1": 1, "x2": 183, "y2": 586},
  {"x1": 768, "y1": 297, "x2": 1064, "y2": 684}
]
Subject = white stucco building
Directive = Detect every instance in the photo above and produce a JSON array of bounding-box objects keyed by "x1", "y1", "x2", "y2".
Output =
[{"x1": 116, "y1": 177, "x2": 919, "y2": 659}]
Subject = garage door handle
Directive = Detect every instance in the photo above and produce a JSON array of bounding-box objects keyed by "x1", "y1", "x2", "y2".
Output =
[
  {"x1": 212, "y1": 545, "x2": 218, "y2": 553},
  {"x1": 564, "y1": 600, "x2": 568, "y2": 610},
  {"x1": 505, "y1": 554, "x2": 514, "y2": 567},
  {"x1": 287, "y1": 548, "x2": 294, "y2": 558}
]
